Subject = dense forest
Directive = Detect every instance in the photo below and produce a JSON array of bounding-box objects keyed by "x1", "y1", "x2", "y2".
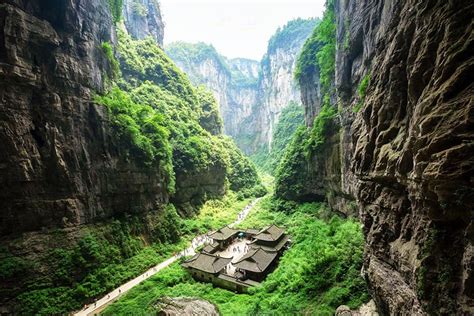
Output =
[{"x1": 0, "y1": 0, "x2": 472, "y2": 315}]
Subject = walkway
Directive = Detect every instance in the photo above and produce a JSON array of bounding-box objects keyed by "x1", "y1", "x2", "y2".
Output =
[{"x1": 74, "y1": 197, "x2": 261, "y2": 316}]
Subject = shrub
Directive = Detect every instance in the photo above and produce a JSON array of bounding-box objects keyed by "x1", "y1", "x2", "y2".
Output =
[
  {"x1": 107, "y1": 0, "x2": 123, "y2": 23},
  {"x1": 103, "y1": 201, "x2": 369, "y2": 315},
  {"x1": 274, "y1": 126, "x2": 311, "y2": 200},
  {"x1": 94, "y1": 86, "x2": 174, "y2": 189},
  {"x1": 101, "y1": 42, "x2": 120, "y2": 78},
  {"x1": 304, "y1": 103, "x2": 337, "y2": 155},
  {"x1": 295, "y1": 0, "x2": 336, "y2": 98},
  {"x1": 353, "y1": 73, "x2": 370, "y2": 113}
]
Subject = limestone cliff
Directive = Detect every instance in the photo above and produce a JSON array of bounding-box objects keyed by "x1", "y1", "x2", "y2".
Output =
[
  {"x1": 165, "y1": 42, "x2": 259, "y2": 139},
  {"x1": 166, "y1": 18, "x2": 317, "y2": 154},
  {"x1": 292, "y1": 0, "x2": 473, "y2": 314},
  {"x1": 0, "y1": 0, "x2": 171, "y2": 235},
  {"x1": 248, "y1": 18, "x2": 317, "y2": 153},
  {"x1": 122, "y1": 0, "x2": 164, "y2": 46}
]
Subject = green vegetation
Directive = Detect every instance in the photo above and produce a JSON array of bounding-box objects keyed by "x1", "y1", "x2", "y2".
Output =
[
  {"x1": 295, "y1": 0, "x2": 336, "y2": 97},
  {"x1": 131, "y1": 1, "x2": 148, "y2": 17},
  {"x1": 274, "y1": 104, "x2": 337, "y2": 200},
  {"x1": 267, "y1": 18, "x2": 319, "y2": 54},
  {"x1": 252, "y1": 101, "x2": 305, "y2": 174},
  {"x1": 274, "y1": 126, "x2": 311, "y2": 200},
  {"x1": 220, "y1": 137, "x2": 263, "y2": 193},
  {"x1": 15, "y1": 209, "x2": 184, "y2": 315},
  {"x1": 107, "y1": 0, "x2": 123, "y2": 23},
  {"x1": 103, "y1": 28, "x2": 261, "y2": 197},
  {"x1": 274, "y1": 0, "x2": 338, "y2": 202},
  {"x1": 195, "y1": 85, "x2": 223, "y2": 135},
  {"x1": 180, "y1": 192, "x2": 253, "y2": 236},
  {"x1": 94, "y1": 87, "x2": 173, "y2": 177},
  {"x1": 0, "y1": 21, "x2": 262, "y2": 316},
  {"x1": 353, "y1": 73, "x2": 370, "y2": 113},
  {"x1": 103, "y1": 198, "x2": 368, "y2": 315},
  {"x1": 12, "y1": 193, "x2": 254, "y2": 315},
  {"x1": 101, "y1": 42, "x2": 120, "y2": 78},
  {"x1": 305, "y1": 103, "x2": 337, "y2": 155},
  {"x1": 0, "y1": 247, "x2": 32, "y2": 280}
]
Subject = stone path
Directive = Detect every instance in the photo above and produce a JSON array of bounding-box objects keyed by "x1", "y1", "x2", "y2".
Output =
[{"x1": 74, "y1": 197, "x2": 261, "y2": 316}]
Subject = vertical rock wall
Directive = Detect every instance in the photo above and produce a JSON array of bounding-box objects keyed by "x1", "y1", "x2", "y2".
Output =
[
  {"x1": 347, "y1": 1, "x2": 473, "y2": 314},
  {"x1": 122, "y1": 0, "x2": 164, "y2": 46},
  {"x1": 299, "y1": 0, "x2": 473, "y2": 314},
  {"x1": 0, "y1": 0, "x2": 169, "y2": 235}
]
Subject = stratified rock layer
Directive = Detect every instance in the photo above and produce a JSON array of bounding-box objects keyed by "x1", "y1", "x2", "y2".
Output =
[
  {"x1": 0, "y1": 0, "x2": 169, "y2": 235},
  {"x1": 299, "y1": 0, "x2": 473, "y2": 314}
]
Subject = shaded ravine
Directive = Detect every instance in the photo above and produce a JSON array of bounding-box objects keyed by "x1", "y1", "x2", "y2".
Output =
[{"x1": 74, "y1": 198, "x2": 262, "y2": 316}]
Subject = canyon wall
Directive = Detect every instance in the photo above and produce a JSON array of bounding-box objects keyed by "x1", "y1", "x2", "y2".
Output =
[
  {"x1": 166, "y1": 18, "x2": 316, "y2": 154},
  {"x1": 122, "y1": 0, "x2": 164, "y2": 46},
  {"x1": 247, "y1": 19, "x2": 316, "y2": 153},
  {"x1": 0, "y1": 0, "x2": 170, "y2": 235},
  {"x1": 165, "y1": 42, "x2": 259, "y2": 138},
  {"x1": 294, "y1": 0, "x2": 473, "y2": 314}
]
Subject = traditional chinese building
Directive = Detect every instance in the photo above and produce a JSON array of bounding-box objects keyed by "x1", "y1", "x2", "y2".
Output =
[
  {"x1": 182, "y1": 224, "x2": 290, "y2": 293},
  {"x1": 181, "y1": 252, "x2": 231, "y2": 282},
  {"x1": 208, "y1": 226, "x2": 238, "y2": 250},
  {"x1": 233, "y1": 247, "x2": 278, "y2": 282},
  {"x1": 249, "y1": 224, "x2": 290, "y2": 252}
]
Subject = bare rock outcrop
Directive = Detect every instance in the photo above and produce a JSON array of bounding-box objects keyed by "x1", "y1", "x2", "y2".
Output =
[
  {"x1": 156, "y1": 297, "x2": 219, "y2": 316},
  {"x1": 122, "y1": 0, "x2": 164, "y2": 46}
]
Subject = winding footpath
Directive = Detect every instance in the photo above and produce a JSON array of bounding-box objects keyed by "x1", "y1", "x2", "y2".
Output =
[{"x1": 74, "y1": 198, "x2": 261, "y2": 316}]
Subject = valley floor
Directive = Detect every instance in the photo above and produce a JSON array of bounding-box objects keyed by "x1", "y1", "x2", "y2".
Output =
[
  {"x1": 101, "y1": 196, "x2": 369, "y2": 315},
  {"x1": 75, "y1": 198, "x2": 262, "y2": 316}
]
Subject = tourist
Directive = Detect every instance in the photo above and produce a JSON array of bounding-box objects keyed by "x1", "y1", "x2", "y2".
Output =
[{"x1": 119, "y1": 289, "x2": 121, "y2": 294}]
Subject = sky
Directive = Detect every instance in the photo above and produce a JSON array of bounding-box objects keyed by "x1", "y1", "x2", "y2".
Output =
[{"x1": 160, "y1": 0, "x2": 326, "y2": 60}]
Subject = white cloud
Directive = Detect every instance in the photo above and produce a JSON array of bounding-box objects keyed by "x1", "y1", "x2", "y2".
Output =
[{"x1": 160, "y1": 0, "x2": 326, "y2": 60}]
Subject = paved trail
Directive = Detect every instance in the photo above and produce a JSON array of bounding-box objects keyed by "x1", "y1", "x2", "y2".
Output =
[{"x1": 74, "y1": 198, "x2": 261, "y2": 316}]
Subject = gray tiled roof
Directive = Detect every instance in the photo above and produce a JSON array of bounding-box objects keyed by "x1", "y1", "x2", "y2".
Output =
[
  {"x1": 245, "y1": 228, "x2": 260, "y2": 235},
  {"x1": 233, "y1": 248, "x2": 277, "y2": 273},
  {"x1": 182, "y1": 252, "x2": 232, "y2": 274},
  {"x1": 209, "y1": 226, "x2": 238, "y2": 241},
  {"x1": 203, "y1": 242, "x2": 219, "y2": 254},
  {"x1": 251, "y1": 234, "x2": 289, "y2": 252},
  {"x1": 253, "y1": 224, "x2": 285, "y2": 242}
]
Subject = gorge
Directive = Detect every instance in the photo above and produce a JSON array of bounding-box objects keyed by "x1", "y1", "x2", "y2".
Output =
[{"x1": 0, "y1": 0, "x2": 472, "y2": 315}]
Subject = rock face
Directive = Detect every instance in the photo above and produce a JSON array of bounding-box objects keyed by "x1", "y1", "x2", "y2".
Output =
[
  {"x1": 166, "y1": 18, "x2": 316, "y2": 154},
  {"x1": 165, "y1": 42, "x2": 259, "y2": 142},
  {"x1": 122, "y1": 0, "x2": 164, "y2": 46},
  {"x1": 298, "y1": 0, "x2": 473, "y2": 314},
  {"x1": 0, "y1": 0, "x2": 169, "y2": 235},
  {"x1": 156, "y1": 297, "x2": 219, "y2": 316}
]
